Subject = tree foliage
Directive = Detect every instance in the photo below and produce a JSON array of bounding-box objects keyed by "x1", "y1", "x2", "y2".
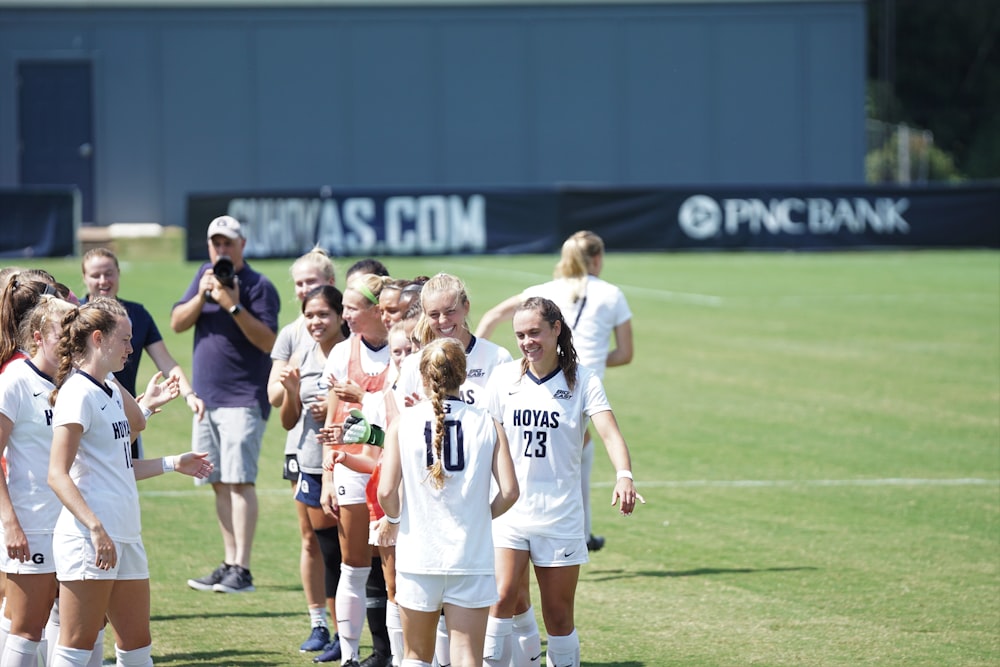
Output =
[{"x1": 868, "y1": 0, "x2": 1000, "y2": 179}]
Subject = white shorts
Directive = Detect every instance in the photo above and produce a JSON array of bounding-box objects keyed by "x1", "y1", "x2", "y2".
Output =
[
  {"x1": 0, "y1": 532, "x2": 56, "y2": 575},
  {"x1": 54, "y1": 534, "x2": 149, "y2": 582},
  {"x1": 492, "y1": 524, "x2": 589, "y2": 567},
  {"x1": 333, "y1": 462, "x2": 370, "y2": 506},
  {"x1": 395, "y1": 571, "x2": 497, "y2": 612}
]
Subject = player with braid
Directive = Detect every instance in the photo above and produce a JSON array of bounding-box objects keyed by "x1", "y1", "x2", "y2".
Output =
[{"x1": 375, "y1": 338, "x2": 518, "y2": 667}]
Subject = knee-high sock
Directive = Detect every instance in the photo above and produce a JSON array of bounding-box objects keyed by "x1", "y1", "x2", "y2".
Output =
[
  {"x1": 336, "y1": 563, "x2": 371, "y2": 661},
  {"x1": 45, "y1": 597, "x2": 60, "y2": 667},
  {"x1": 546, "y1": 630, "x2": 580, "y2": 667},
  {"x1": 386, "y1": 601, "x2": 403, "y2": 667},
  {"x1": 581, "y1": 440, "x2": 595, "y2": 537},
  {"x1": 0, "y1": 611, "x2": 10, "y2": 659},
  {"x1": 49, "y1": 646, "x2": 92, "y2": 667},
  {"x1": 509, "y1": 606, "x2": 542, "y2": 666},
  {"x1": 483, "y1": 616, "x2": 512, "y2": 667},
  {"x1": 114, "y1": 643, "x2": 153, "y2": 667},
  {"x1": 366, "y1": 557, "x2": 390, "y2": 657},
  {"x1": 86, "y1": 628, "x2": 105, "y2": 667},
  {"x1": 314, "y1": 527, "x2": 342, "y2": 602},
  {"x1": 434, "y1": 613, "x2": 449, "y2": 667},
  {"x1": 2, "y1": 634, "x2": 41, "y2": 667}
]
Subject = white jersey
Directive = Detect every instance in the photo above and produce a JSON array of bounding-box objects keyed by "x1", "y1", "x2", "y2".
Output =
[
  {"x1": 394, "y1": 398, "x2": 498, "y2": 575},
  {"x1": 523, "y1": 275, "x2": 631, "y2": 378},
  {"x1": 52, "y1": 370, "x2": 141, "y2": 542},
  {"x1": 323, "y1": 334, "x2": 391, "y2": 382},
  {"x1": 272, "y1": 317, "x2": 311, "y2": 455},
  {"x1": 485, "y1": 360, "x2": 611, "y2": 538},
  {"x1": 394, "y1": 336, "x2": 512, "y2": 410},
  {"x1": 0, "y1": 359, "x2": 60, "y2": 534}
]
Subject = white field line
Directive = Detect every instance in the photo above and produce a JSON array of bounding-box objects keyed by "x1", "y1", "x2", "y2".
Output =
[
  {"x1": 446, "y1": 261, "x2": 724, "y2": 307},
  {"x1": 141, "y1": 477, "x2": 998, "y2": 498}
]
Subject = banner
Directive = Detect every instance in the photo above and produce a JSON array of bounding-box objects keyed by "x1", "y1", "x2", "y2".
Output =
[
  {"x1": 0, "y1": 188, "x2": 79, "y2": 258},
  {"x1": 187, "y1": 184, "x2": 1000, "y2": 259}
]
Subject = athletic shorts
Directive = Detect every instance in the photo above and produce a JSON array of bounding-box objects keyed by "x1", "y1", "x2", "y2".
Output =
[
  {"x1": 0, "y1": 532, "x2": 56, "y2": 575},
  {"x1": 395, "y1": 571, "x2": 497, "y2": 612},
  {"x1": 333, "y1": 462, "x2": 370, "y2": 506},
  {"x1": 54, "y1": 534, "x2": 148, "y2": 581},
  {"x1": 492, "y1": 525, "x2": 589, "y2": 567},
  {"x1": 284, "y1": 454, "x2": 300, "y2": 482},
  {"x1": 295, "y1": 471, "x2": 323, "y2": 508},
  {"x1": 193, "y1": 406, "x2": 265, "y2": 485}
]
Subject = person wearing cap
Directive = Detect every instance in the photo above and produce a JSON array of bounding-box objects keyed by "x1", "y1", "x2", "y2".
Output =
[{"x1": 170, "y1": 215, "x2": 281, "y2": 594}]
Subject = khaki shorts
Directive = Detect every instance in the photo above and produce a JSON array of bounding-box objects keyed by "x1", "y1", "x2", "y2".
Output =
[
  {"x1": 54, "y1": 534, "x2": 149, "y2": 581},
  {"x1": 193, "y1": 406, "x2": 265, "y2": 485},
  {"x1": 395, "y1": 571, "x2": 497, "y2": 612}
]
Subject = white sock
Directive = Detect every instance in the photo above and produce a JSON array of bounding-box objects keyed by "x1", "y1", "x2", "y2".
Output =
[
  {"x1": 386, "y1": 602, "x2": 403, "y2": 667},
  {"x1": 510, "y1": 606, "x2": 542, "y2": 666},
  {"x1": 114, "y1": 643, "x2": 152, "y2": 667},
  {"x1": 434, "y1": 613, "x2": 450, "y2": 667},
  {"x1": 545, "y1": 629, "x2": 580, "y2": 667},
  {"x1": 49, "y1": 646, "x2": 92, "y2": 667},
  {"x1": 335, "y1": 563, "x2": 370, "y2": 661},
  {"x1": 86, "y1": 628, "x2": 105, "y2": 667},
  {"x1": 483, "y1": 616, "x2": 512, "y2": 666},
  {"x1": 2, "y1": 634, "x2": 41, "y2": 667},
  {"x1": 45, "y1": 598, "x2": 60, "y2": 667},
  {"x1": 309, "y1": 606, "x2": 328, "y2": 628},
  {"x1": 0, "y1": 613, "x2": 11, "y2": 659}
]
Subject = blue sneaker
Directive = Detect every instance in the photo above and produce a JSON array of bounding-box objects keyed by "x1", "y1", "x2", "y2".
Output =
[
  {"x1": 300, "y1": 625, "x2": 331, "y2": 652},
  {"x1": 312, "y1": 637, "x2": 342, "y2": 663}
]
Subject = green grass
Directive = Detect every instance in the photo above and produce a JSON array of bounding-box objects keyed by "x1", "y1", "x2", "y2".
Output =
[{"x1": 20, "y1": 235, "x2": 1000, "y2": 666}]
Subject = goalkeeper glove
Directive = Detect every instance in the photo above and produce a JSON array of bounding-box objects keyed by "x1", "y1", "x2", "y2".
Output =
[{"x1": 342, "y1": 408, "x2": 385, "y2": 447}]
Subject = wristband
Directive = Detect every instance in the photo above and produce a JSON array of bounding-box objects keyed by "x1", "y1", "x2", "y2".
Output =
[
  {"x1": 384, "y1": 514, "x2": 401, "y2": 525},
  {"x1": 141, "y1": 406, "x2": 153, "y2": 419},
  {"x1": 162, "y1": 456, "x2": 176, "y2": 473},
  {"x1": 616, "y1": 470, "x2": 633, "y2": 480},
  {"x1": 184, "y1": 392, "x2": 198, "y2": 400}
]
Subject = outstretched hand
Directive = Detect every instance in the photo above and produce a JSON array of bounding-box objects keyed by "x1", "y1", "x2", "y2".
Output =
[
  {"x1": 140, "y1": 372, "x2": 180, "y2": 413},
  {"x1": 173, "y1": 452, "x2": 214, "y2": 479}
]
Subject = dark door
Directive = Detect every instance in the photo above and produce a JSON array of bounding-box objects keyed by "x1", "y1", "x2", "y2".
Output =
[{"x1": 18, "y1": 60, "x2": 95, "y2": 222}]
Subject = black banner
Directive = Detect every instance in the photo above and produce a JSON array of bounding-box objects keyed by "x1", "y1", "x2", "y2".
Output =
[
  {"x1": 0, "y1": 188, "x2": 79, "y2": 258},
  {"x1": 187, "y1": 184, "x2": 1000, "y2": 259}
]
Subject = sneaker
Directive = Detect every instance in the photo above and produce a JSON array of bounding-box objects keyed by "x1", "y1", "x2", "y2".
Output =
[
  {"x1": 359, "y1": 651, "x2": 391, "y2": 667},
  {"x1": 212, "y1": 565, "x2": 255, "y2": 593},
  {"x1": 300, "y1": 625, "x2": 331, "y2": 652},
  {"x1": 312, "y1": 637, "x2": 341, "y2": 663},
  {"x1": 186, "y1": 562, "x2": 230, "y2": 591},
  {"x1": 586, "y1": 534, "x2": 605, "y2": 552}
]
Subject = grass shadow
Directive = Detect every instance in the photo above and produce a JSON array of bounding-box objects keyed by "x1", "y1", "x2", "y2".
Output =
[
  {"x1": 153, "y1": 649, "x2": 286, "y2": 666},
  {"x1": 152, "y1": 610, "x2": 299, "y2": 623},
  {"x1": 584, "y1": 565, "x2": 818, "y2": 582}
]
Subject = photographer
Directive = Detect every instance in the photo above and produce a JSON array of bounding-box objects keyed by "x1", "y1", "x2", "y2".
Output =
[{"x1": 171, "y1": 215, "x2": 280, "y2": 594}]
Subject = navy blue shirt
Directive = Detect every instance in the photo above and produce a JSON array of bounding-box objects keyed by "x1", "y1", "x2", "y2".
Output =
[{"x1": 79, "y1": 297, "x2": 162, "y2": 396}]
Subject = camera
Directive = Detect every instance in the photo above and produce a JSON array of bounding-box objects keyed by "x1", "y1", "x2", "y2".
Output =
[{"x1": 213, "y1": 256, "x2": 236, "y2": 288}]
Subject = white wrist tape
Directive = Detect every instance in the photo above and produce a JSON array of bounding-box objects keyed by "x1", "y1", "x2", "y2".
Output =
[
  {"x1": 616, "y1": 470, "x2": 633, "y2": 480},
  {"x1": 162, "y1": 456, "x2": 176, "y2": 473}
]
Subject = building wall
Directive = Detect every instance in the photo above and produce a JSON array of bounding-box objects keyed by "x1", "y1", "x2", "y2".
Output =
[{"x1": 0, "y1": 2, "x2": 866, "y2": 226}]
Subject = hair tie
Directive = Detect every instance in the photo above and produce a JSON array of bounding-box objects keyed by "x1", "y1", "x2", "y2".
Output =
[{"x1": 357, "y1": 284, "x2": 379, "y2": 306}]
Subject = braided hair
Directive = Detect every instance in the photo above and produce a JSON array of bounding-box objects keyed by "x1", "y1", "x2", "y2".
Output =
[
  {"x1": 418, "y1": 338, "x2": 466, "y2": 490},
  {"x1": 0, "y1": 274, "x2": 50, "y2": 366},
  {"x1": 516, "y1": 296, "x2": 579, "y2": 390},
  {"x1": 50, "y1": 297, "x2": 128, "y2": 406}
]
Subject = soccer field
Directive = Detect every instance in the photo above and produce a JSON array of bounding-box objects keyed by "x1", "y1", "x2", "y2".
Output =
[{"x1": 25, "y1": 238, "x2": 1000, "y2": 666}]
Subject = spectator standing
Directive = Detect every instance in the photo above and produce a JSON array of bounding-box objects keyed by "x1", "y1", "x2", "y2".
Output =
[{"x1": 171, "y1": 216, "x2": 280, "y2": 594}]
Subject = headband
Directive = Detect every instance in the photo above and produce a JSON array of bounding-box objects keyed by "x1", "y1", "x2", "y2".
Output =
[{"x1": 357, "y1": 283, "x2": 379, "y2": 306}]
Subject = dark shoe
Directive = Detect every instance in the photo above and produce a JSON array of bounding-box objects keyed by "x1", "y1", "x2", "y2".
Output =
[
  {"x1": 212, "y1": 564, "x2": 255, "y2": 593},
  {"x1": 359, "y1": 651, "x2": 391, "y2": 667},
  {"x1": 312, "y1": 637, "x2": 342, "y2": 663},
  {"x1": 587, "y1": 534, "x2": 605, "y2": 552},
  {"x1": 300, "y1": 625, "x2": 331, "y2": 652},
  {"x1": 186, "y1": 562, "x2": 230, "y2": 591}
]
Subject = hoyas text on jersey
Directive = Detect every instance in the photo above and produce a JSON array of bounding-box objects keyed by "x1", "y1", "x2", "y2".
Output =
[{"x1": 511, "y1": 409, "x2": 560, "y2": 428}]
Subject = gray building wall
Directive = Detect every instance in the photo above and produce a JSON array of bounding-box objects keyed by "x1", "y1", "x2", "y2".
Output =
[{"x1": 0, "y1": 1, "x2": 866, "y2": 227}]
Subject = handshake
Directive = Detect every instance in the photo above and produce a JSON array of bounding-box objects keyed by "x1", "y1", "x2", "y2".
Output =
[{"x1": 341, "y1": 408, "x2": 385, "y2": 447}]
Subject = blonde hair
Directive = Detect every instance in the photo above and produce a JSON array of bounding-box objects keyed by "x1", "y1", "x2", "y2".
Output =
[
  {"x1": 554, "y1": 230, "x2": 604, "y2": 303},
  {"x1": 290, "y1": 247, "x2": 336, "y2": 284},
  {"x1": 50, "y1": 297, "x2": 128, "y2": 405},
  {"x1": 418, "y1": 338, "x2": 466, "y2": 489},
  {"x1": 415, "y1": 273, "x2": 470, "y2": 347},
  {"x1": 20, "y1": 296, "x2": 74, "y2": 356}
]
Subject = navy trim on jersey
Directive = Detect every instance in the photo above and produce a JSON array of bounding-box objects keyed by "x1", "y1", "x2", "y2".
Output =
[
  {"x1": 361, "y1": 336, "x2": 388, "y2": 353},
  {"x1": 24, "y1": 359, "x2": 54, "y2": 384},
  {"x1": 464, "y1": 335, "x2": 476, "y2": 355},
  {"x1": 75, "y1": 369, "x2": 113, "y2": 398},
  {"x1": 525, "y1": 367, "x2": 561, "y2": 385}
]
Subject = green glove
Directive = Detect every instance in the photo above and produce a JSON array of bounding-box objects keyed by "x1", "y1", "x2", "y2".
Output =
[{"x1": 342, "y1": 408, "x2": 385, "y2": 447}]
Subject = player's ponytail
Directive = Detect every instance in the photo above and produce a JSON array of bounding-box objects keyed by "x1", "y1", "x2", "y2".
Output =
[
  {"x1": 554, "y1": 231, "x2": 604, "y2": 303},
  {"x1": 418, "y1": 338, "x2": 467, "y2": 489}
]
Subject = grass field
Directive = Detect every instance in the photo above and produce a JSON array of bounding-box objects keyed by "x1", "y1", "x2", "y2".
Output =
[{"x1": 21, "y1": 234, "x2": 999, "y2": 666}]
